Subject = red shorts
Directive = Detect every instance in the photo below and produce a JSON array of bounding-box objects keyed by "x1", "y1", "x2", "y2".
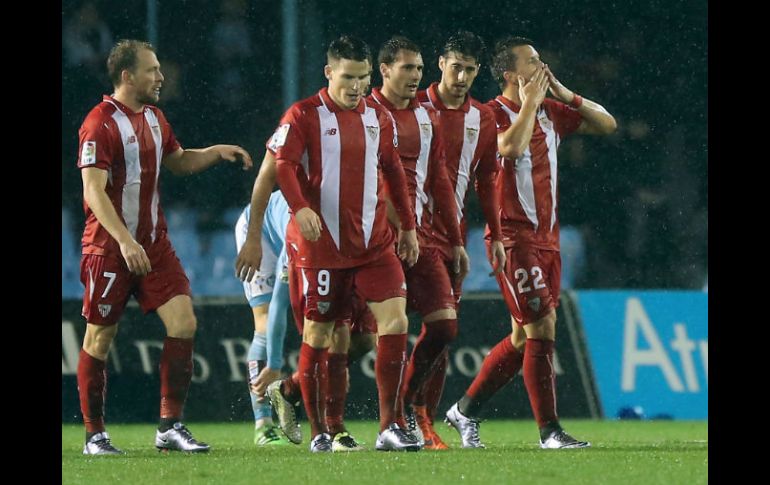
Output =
[
  {"x1": 405, "y1": 246, "x2": 459, "y2": 316},
  {"x1": 290, "y1": 250, "x2": 406, "y2": 324},
  {"x1": 349, "y1": 292, "x2": 377, "y2": 335},
  {"x1": 80, "y1": 237, "x2": 191, "y2": 326},
  {"x1": 488, "y1": 241, "x2": 561, "y2": 326}
]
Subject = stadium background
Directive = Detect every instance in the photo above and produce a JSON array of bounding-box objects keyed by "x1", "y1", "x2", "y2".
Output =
[{"x1": 61, "y1": 0, "x2": 707, "y2": 424}]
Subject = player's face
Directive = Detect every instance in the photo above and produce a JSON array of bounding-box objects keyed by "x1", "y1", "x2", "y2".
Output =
[
  {"x1": 511, "y1": 45, "x2": 544, "y2": 83},
  {"x1": 438, "y1": 52, "x2": 479, "y2": 98},
  {"x1": 325, "y1": 59, "x2": 372, "y2": 110},
  {"x1": 130, "y1": 49, "x2": 164, "y2": 105},
  {"x1": 381, "y1": 50, "x2": 424, "y2": 100}
]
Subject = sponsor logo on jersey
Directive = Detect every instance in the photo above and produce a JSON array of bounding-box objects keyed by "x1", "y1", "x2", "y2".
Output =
[
  {"x1": 465, "y1": 127, "x2": 478, "y2": 143},
  {"x1": 324, "y1": 128, "x2": 337, "y2": 136},
  {"x1": 365, "y1": 125, "x2": 379, "y2": 141}
]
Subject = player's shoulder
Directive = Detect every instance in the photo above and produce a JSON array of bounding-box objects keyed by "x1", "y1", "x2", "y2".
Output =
[
  {"x1": 288, "y1": 93, "x2": 323, "y2": 116},
  {"x1": 81, "y1": 100, "x2": 119, "y2": 128},
  {"x1": 484, "y1": 97, "x2": 504, "y2": 112},
  {"x1": 470, "y1": 96, "x2": 494, "y2": 116}
]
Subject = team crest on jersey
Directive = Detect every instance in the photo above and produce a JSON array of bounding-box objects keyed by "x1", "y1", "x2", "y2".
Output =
[
  {"x1": 98, "y1": 304, "x2": 112, "y2": 318},
  {"x1": 420, "y1": 123, "x2": 432, "y2": 138},
  {"x1": 527, "y1": 297, "x2": 541, "y2": 313},
  {"x1": 81, "y1": 141, "x2": 96, "y2": 166},
  {"x1": 268, "y1": 124, "x2": 291, "y2": 151},
  {"x1": 365, "y1": 125, "x2": 379, "y2": 141},
  {"x1": 466, "y1": 127, "x2": 478, "y2": 143},
  {"x1": 317, "y1": 301, "x2": 331, "y2": 314}
]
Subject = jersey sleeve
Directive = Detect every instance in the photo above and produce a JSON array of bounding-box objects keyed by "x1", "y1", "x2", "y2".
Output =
[
  {"x1": 378, "y1": 109, "x2": 416, "y2": 231},
  {"x1": 474, "y1": 107, "x2": 502, "y2": 241},
  {"x1": 546, "y1": 99, "x2": 583, "y2": 138},
  {"x1": 77, "y1": 113, "x2": 115, "y2": 171},
  {"x1": 427, "y1": 112, "x2": 462, "y2": 246},
  {"x1": 267, "y1": 104, "x2": 306, "y2": 162},
  {"x1": 154, "y1": 108, "x2": 182, "y2": 156}
]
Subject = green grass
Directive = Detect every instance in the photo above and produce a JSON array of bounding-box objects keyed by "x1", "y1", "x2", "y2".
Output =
[{"x1": 62, "y1": 420, "x2": 707, "y2": 485}]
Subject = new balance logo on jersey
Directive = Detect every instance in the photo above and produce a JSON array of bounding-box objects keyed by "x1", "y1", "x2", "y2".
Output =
[
  {"x1": 81, "y1": 141, "x2": 96, "y2": 165},
  {"x1": 324, "y1": 128, "x2": 337, "y2": 136},
  {"x1": 365, "y1": 125, "x2": 379, "y2": 141},
  {"x1": 98, "y1": 304, "x2": 112, "y2": 317},
  {"x1": 466, "y1": 127, "x2": 478, "y2": 143}
]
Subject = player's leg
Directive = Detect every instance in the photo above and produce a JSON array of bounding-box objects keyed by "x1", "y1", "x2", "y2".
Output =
[
  {"x1": 357, "y1": 253, "x2": 420, "y2": 451},
  {"x1": 326, "y1": 322, "x2": 365, "y2": 451},
  {"x1": 79, "y1": 253, "x2": 131, "y2": 455},
  {"x1": 140, "y1": 240, "x2": 208, "y2": 452}
]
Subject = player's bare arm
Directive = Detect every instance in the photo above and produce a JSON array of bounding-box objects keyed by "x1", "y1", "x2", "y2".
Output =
[
  {"x1": 543, "y1": 65, "x2": 617, "y2": 135},
  {"x1": 235, "y1": 150, "x2": 278, "y2": 281},
  {"x1": 497, "y1": 68, "x2": 549, "y2": 159},
  {"x1": 81, "y1": 167, "x2": 152, "y2": 275},
  {"x1": 161, "y1": 144, "x2": 254, "y2": 175}
]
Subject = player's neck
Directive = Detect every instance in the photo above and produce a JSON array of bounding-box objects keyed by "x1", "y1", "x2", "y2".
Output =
[
  {"x1": 437, "y1": 82, "x2": 465, "y2": 109},
  {"x1": 112, "y1": 90, "x2": 144, "y2": 113},
  {"x1": 502, "y1": 86, "x2": 522, "y2": 107},
  {"x1": 380, "y1": 85, "x2": 410, "y2": 109}
]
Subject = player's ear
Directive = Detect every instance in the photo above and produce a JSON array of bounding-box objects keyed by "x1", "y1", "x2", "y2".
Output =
[
  {"x1": 503, "y1": 70, "x2": 515, "y2": 86},
  {"x1": 380, "y1": 63, "x2": 390, "y2": 79},
  {"x1": 121, "y1": 69, "x2": 133, "y2": 86},
  {"x1": 324, "y1": 64, "x2": 333, "y2": 81},
  {"x1": 438, "y1": 56, "x2": 445, "y2": 72}
]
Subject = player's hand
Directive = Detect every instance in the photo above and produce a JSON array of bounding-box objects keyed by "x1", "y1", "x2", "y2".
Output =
[
  {"x1": 235, "y1": 237, "x2": 262, "y2": 282},
  {"x1": 452, "y1": 245, "x2": 470, "y2": 283},
  {"x1": 119, "y1": 238, "x2": 152, "y2": 276},
  {"x1": 295, "y1": 207, "x2": 323, "y2": 241},
  {"x1": 518, "y1": 68, "x2": 548, "y2": 108},
  {"x1": 487, "y1": 239, "x2": 506, "y2": 276},
  {"x1": 398, "y1": 229, "x2": 419, "y2": 267},
  {"x1": 217, "y1": 144, "x2": 254, "y2": 170},
  {"x1": 543, "y1": 65, "x2": 575, "y2": 105},
  {"x1": 252, "y1": 367, "x2": 283, "y2": 402}
]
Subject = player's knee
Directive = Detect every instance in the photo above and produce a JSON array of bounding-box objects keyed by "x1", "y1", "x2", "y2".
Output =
[
  {"x1": 83, "y1": 325, "x2": 117, "y2": 360},
  {"x1": 524, "y1": 310, "x2": 556, "y2": 341},
  {"x1": 378, "y1": 314, "x2": 409, "y2": 336},
  {"x1": 168, "y1": 314, "x2": 197, "y2": 338},
  {"x1": 303, "y1": 321, "x2": 333, "y2": 348}
]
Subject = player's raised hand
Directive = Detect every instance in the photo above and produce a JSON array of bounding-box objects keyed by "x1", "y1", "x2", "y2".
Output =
[
  {"x1": 235, "y1": 237, "x2": 262, "y2": 282},
  {"x1": 452, "y1": 245, "x2": 470, "y2": 283},
  {"x1": 398, "y1": 228, "x2": 419, "y2": 267},
  {"x1": 295, "y1": 207, "x2": 323, "y2": 241},
  {"x1": 217, "y1": 144, "x2": 254, "y2": 170},
  {"x1": 119, "y1": 238, "x2": 152, "y2": 276},
  {"x1": 543, "y1": 64, "x2": 574, "y2": 104},
  {"x1": 519, "y1": 68, "x2": 548, "y2": 108},
  {"x1": 487, "y1": 240, "x2": 506, "y2": 276}
]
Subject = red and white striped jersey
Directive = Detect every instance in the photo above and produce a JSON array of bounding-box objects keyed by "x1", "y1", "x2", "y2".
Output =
[
  {"x1": 367, "y1": 88, "x2": 462, "y2": 249},
  {"x1": 418, "y1": 82, "x2": 502, "y2": 261},
  {"x1": 486, "y1": 95, "x2": 582, "y2": 250},
  {"x1": 77, "y1": 95, "x2": 180, "y2": 256},
  {"x1": 272, "y1": 88, "x2": 415, "y2": 269}
]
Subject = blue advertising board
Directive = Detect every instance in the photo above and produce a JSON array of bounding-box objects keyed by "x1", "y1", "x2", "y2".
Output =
[{"x1": 576, "y1": 291, "x2": 708, "y2": 419}]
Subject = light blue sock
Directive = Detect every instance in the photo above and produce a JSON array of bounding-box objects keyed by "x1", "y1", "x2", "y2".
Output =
[{"x1": 247, "y1": 331, "x2": 272, "y2": 422}]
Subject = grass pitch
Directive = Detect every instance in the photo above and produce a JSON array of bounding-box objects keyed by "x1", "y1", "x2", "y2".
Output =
[{"x1": 62, "y1": 420, "x2": 707, "y2": 485}]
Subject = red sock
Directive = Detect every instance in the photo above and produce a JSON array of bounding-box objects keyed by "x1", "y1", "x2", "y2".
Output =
[
  {"x1": 281, "y1": 370, "x2": 303, "y2": 403},
  {"x1": 523, "y1": 339, "x2": 558, "y2": 427},
  {"x1": 298, "y1": 343, "x2": 329, "y2": 437},
  {"x1": 77, "y1": 349, "x2": 106, "y2": 433},
  {"x1": 159, "y1": 337, "x2": 194, "y2": 420},
  {"x1": 376, "y1": 334, "x2": 408, "y2": 431},
  {"x1": 402, "y1": 320, "x2": 457, "y2": 405},
  {"x1": 423, "y1": 350, "x2": 449, "y2": 422},
  {"x1": 326, "y1": 352, "x2": 348, "y2": 434},
  {"x1": 466, "y1": 335, "x2": 523, "y2": 404}
]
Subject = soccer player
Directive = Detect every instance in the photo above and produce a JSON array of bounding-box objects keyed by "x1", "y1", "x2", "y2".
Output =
[
  {"x1": 235, "y1": 161, "x2": 373, "y2": 451},
  {"x1": 444, "y1": 36, "x2": 616, "y2": 449},
  {"x1": 76, "y1": 39, "x2": 253, "y2": 455},
  {"x1": 368, "y1": 36, "x2": 470, "y2": 450},
  {"x1": 234, "y1": 192, "x2": 292, "y2": 446},
  {"x1": 268, "y1": 35, "x2": 420, "y2": 453},
  {"x1": 408, "y1": 31, "x2": 506, "y2": 446}
]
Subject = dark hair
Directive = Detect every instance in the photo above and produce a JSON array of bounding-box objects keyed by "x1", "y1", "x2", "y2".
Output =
[
  {"x1": 107, "y1": 39, "x2": 155, "y2": 87},
  {"x1": 490, "y1": 36, "x2": 535, "y2": 90},
  {"x1": 378, "y1": 35, "x2": 421, "y2": 65},
  {"x1": 327, "y1": 35, "x2": 371, "y2": 64},
  {"x1": 441, "y1": 31, "x2": 486, "y2": 64}
]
